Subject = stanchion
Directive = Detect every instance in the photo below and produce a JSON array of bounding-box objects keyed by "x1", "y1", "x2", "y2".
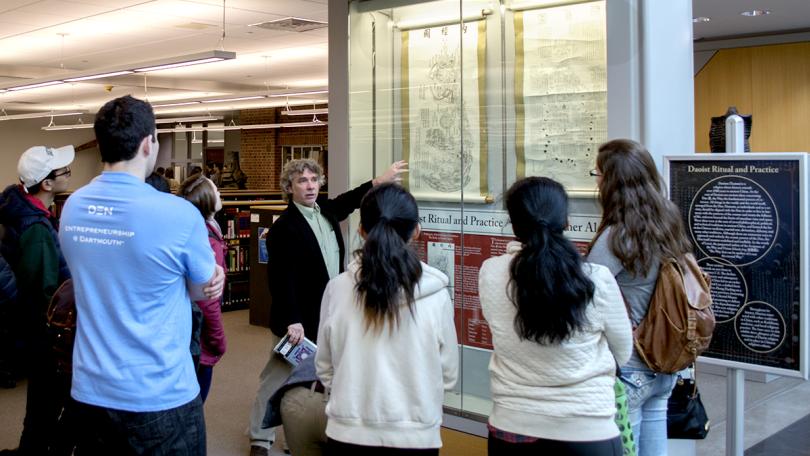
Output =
[{"x1": 725, "y1": 368, "x2": 745, "y2": 456}]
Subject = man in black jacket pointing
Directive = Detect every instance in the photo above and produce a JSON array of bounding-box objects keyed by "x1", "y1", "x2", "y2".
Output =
[{"x1": 248, "y1": 158, "x2": 406, "y2": 456}]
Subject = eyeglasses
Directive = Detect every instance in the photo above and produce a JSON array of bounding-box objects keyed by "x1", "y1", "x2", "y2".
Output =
[
  {"x1": 52, "y1": 167, "x2": 71, "y2": 179},
  {"x1": 589, "y1": 169, "x2": 602, "y2": 177}
]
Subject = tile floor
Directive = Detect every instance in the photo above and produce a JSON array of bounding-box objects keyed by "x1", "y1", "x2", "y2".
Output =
[{"x1": 1, "y1": 310, "x2": 808, "y2": 455}]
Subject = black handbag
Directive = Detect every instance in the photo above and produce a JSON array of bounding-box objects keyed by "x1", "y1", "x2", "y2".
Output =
[{"x1": 667, "y1": 374, "x2": 710, "y2": 439}]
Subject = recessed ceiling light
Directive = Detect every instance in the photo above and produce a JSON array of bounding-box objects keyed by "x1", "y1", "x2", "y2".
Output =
[
  {"x1": 741, "y1": 10, "x2": 771, "y2": 17},
  {"x1": 693, "y1": 17, "x2": 711, "y2": 23}
]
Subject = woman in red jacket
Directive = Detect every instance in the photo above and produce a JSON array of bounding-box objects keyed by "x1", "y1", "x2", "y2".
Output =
[{"x1": 179, "y1": 173, "x2": 228, "y2": 402}]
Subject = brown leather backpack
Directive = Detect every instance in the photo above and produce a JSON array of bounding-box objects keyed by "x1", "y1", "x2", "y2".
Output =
[{"x1": 634, "y1": 254, "x2": 715, "y2": 373}]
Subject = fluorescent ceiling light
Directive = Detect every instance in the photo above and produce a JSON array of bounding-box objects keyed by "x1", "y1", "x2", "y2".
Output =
[
  {"x1": 152, "y1": 98, "x2": 328, "y2": 115},
  {"x1": 509, "y1": 1, "x2": 585, "y2": 11},
  {"x1": 156, "y1": 116, "x2": 222, "y2": 124},
  {"x1": 134, "y1": 51, "x2": 236, "y2": 73},
  {"x1": 63, "y1": 71, "x2": 134, "y2": 82},
  {"x1": 281, "y1": 108, "x2": 328, "y2": 116},
  {"x1": 148, "y1": 89, "x2": 327, "y2": 111},
  {"x1": 8, "y1": 81, "x2": 65, "y2": 91},
  {"x1": 0, "y1": 50, "x2": 236, "y2": 93},
  {"x1": 42, "y1": 123, "x2": 93, "y2": 131},
  {"x1": 42, "y1": 115, "x2": 222, "y2": 131},
  {"x1": 201, "y1": 95, "x2": 266, "y2": 104},
  {"x1": 156, "y1": 120, "x2": 326, "y2": 133},
  {"x1": 1, "y1": 111, "x2": 83, "y2": 121},
  {"x1": 693, "y1": 17, "x2": 711, "y2": 23},
  {"x1": 152, "y1": 101, "x2": 202, "y2": 108},
  {"x1": 268, "y1": 90, "x2": 328, "y2": 98}
]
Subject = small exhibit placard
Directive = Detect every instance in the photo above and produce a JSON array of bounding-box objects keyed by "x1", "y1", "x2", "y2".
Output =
[{"x1": 666, "y1": 153, "x2": 808, "y2": 378}]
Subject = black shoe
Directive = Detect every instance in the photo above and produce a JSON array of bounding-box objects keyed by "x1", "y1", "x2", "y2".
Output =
[
  {"x1": 249, "y1": 445, "x2": 269, "y2": 456},
  {"x1": 0, "y1": 449, "x2": 19, "y2": 455}
]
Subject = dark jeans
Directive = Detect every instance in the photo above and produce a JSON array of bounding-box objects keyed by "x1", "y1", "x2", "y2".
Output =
[
  {"x1": 18, "y1": 342, "x2": 72, "y2": 455},
  {"x1": 74, "y1": 395, "x2": 206, "y2": 456},
  {"x1": 326, "y1": 438, "x2": 438, "y2": 456},
  {"x1": 196, "y1": 364, "x2": 213, "y2": 403},
  {"x1": 487, "y1": 432, "x2": 622, "y2": 456}
]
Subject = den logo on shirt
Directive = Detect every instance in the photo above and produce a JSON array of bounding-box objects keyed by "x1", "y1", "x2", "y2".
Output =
[{"x1": 87, "y1": 204, "x2": 115, "y2": 216}]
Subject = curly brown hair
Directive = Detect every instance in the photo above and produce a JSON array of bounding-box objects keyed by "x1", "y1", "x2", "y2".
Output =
[
  {"x1": 279, "y1": 159, "x2": 325, "y2": 201},
  {"x1": 591, "y1": 139, "x2": 692, "y2": 276}
]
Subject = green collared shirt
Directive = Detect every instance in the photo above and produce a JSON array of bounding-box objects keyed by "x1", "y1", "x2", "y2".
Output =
[{"x1": 294, "y1": 201, "x2": 340, "y2": 280}]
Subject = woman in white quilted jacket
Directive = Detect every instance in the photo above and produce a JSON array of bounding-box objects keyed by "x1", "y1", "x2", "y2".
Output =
[
  {"x1": 315, "y1": 183, "x2": 459, "y2": 456},
  {"x1": 479, "y1": 177, "x2": 632, "y2": 455}
]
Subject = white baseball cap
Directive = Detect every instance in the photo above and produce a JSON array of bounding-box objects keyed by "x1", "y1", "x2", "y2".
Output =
[{"x1": 18, "y1": 145, "x2": 75, "y2": 187}]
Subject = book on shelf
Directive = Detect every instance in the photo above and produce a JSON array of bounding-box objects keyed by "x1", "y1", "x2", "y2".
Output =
[
  {"x1": 273, "y1": 334, "x2": 317, "y2": 366},
  {"x1": 222, "y1": 280, "x2": 249, "y2": 311},
  {"x1": 238, "y1": 210, "x2": 251, "y2": 238},
  {"x1": 225, "y1": 244, "x2": 250, "y2": 272},
  {"x1": 222, "y1": 208, "x2": 251, "y2": 239}
]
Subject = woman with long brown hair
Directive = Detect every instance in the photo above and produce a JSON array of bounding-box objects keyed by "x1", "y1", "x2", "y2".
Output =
[{"x1": 587, "y1": 139, "x2": 693, "y2": 456}]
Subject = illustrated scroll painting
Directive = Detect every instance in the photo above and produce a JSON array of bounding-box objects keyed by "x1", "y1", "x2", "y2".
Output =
[
  {"x1": 515, "y1": 1, "x2": 607, "y2": 192},
  {"x1": 401, "y1": 20, "x2": 488, "y2": 202}
]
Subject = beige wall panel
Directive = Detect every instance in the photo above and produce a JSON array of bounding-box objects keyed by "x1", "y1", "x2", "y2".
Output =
[
  {"x1": 750, "y1": 42, "x2": 810, "y2": 152},
  {"x1": 694, "y1": 42, "x2": 810, "y2": 153},
  {"x1": 694, "y1": 47, "x2": 753, "y2": 152}
]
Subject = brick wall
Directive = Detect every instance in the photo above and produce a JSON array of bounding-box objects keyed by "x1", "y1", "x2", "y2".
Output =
[{"x1": 239, "y1": 106, "x2": 328, "y2": 190}]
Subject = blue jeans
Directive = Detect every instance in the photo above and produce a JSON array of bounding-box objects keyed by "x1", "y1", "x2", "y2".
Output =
[
  {"x1": 74, "y1": 395, "x2": 206, "y2": 455},
  {"x1": 620, "y1": 366, "x2": 676, "y2": 456}
]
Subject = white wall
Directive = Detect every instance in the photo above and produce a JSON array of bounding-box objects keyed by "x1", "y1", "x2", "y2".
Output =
[
  {"x1": 0, "y1": 116, "x2": 101, "y2": 191},
  {"x1": 640, "y1": 0, "x2": 695, "y2": 165},
  {"x1": 607, "y1": 0, "x2": 696, "y2": 167}
]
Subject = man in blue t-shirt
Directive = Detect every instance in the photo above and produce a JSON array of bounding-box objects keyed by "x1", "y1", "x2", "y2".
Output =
[{"x1": 59, "y1": 95, "x2": 224, "y2": 454}]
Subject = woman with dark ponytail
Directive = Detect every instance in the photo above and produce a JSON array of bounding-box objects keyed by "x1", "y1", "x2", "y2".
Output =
[
  {"x1": 586, "y1": 139, "x2": 694, "y2": 456},
  {"x1": 315, "y1": 183, "x2": 458, "y2": 455},
  {"x1": 480, "y1": 177, "x2": 632, "y2": 455}
]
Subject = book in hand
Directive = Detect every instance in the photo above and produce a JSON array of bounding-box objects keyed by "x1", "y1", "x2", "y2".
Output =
[{"x1": 273, "y1": 334, "x2": 317, "y2": 366}]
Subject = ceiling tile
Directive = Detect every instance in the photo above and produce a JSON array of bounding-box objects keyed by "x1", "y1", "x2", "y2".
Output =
[{"x1": 0, "y1": 1, "x2": 44, "y2": 14}]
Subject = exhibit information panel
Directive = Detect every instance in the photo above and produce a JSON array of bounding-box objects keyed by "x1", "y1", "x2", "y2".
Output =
[
  {"x1": 666, "y1": 154, "x2": 808, "y2": 379},
  {"x1": 415, "y1": 209, "x2": 599, "y2": 349}
]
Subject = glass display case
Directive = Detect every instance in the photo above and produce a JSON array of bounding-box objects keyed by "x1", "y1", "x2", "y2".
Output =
[{"x1": 347, "y1": 0, "x2": 606, "y2": 429}]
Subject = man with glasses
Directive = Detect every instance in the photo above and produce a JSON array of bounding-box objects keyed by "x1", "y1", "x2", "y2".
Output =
[{"x1": 0, "y1": 145, "x2": 74, "y2": 455}]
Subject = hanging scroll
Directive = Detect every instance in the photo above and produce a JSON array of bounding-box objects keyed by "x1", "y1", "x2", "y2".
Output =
[
  {"x1": 401, "y1": 20, "x2": 489, "y2": 203},
  {"x1": 515, "y1": 1, "x2": 607, "y2": 193}
]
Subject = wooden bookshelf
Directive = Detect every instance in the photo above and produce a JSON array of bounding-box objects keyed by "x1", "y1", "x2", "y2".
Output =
[
  {"x1": 215, "y1": 198, "x2": 286, "y2": 313},
  {"x1": 248, "y1": 205, "x2": 289, "y2": 327}
]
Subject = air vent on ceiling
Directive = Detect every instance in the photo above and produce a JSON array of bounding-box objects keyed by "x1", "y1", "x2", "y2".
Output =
[{"x1": 249, "y1": 17, "x2": 327, "y2": 33}]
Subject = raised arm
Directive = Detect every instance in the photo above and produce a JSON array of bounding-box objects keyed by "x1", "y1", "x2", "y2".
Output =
[{"x1": 320, "y1": 161, "x2": 409, "y2": 222}]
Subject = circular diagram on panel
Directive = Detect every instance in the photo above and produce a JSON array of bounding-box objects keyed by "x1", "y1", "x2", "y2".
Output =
[
  {"x1": 698, "y1": 257, "x2": 747, "y2": 324},
  {"x1": 688, "y1": 175, "x2": 778, "y2": 267},
  {"x1": 734, "y1": 301, "x2": 786, "y2": 354}
]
